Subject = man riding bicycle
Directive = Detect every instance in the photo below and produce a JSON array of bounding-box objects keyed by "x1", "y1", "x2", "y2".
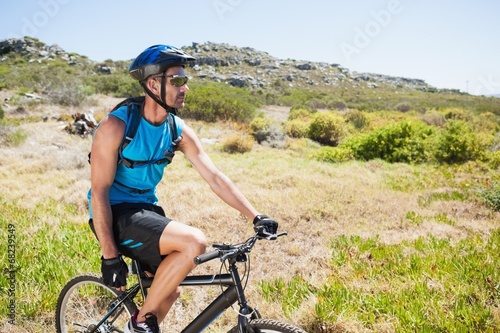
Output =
[{"x1": 87, "y1": 44, "x2": 278, "y2": 333}]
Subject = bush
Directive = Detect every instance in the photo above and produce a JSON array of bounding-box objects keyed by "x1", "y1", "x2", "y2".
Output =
[
  {"x1": 0, "y1": 125, "x2": 27, "y2": 147},
  {"x1": 434, "y1": 120, "x2": 486, "y2": 164},
  {"x1": 288, "y1": 106, "x2": 316, "y2": 120},
  {"x1": 479, "y1": 182, "x2": 500, "y2": 211},
  {"x1": 91, "y1": 74, "x2": 142, "y2": 97},
  {"x1": 312, "y1": 146, "x2": 353, "y2": 163},
  {"x1": 395, "y1": 102, "x2": 411, "y2": 112},
  {"x1": 182, "y1": 82, "x2": 259, "y2": 123},
  {"x1": 346, "y1": 121, "x2": 434, "y2": 163},
  {"x1": 220, "y1": 134, "x2": 254, "y2": 153},
  {"x1": 422, "y1": 112, "x2": 446, "y2": 127},
  {"x1": 276, "y1": 89, "x2": 318, "y2": 106},
  {"x1": 329, "y1": 100, "x2": 348, "y2": 111},
  {"x1": 308, "y1": 112, "x2": 348, "y2": 146},
  {"x1": 0, "y1": 104, "x2": 3, "y2": 119},
  {"x1": 483, "y1": 151, "x2": 500, "y2": 169},
  {"x1": 344, "y1": 109, "x2": 368, "y2": 130},
  {"x1": 443, "y1": 107, "x2": 472, "y2": 121},
  {"x1": 46, "y1": 79, "x2": 90, "y2": 106},
  {"x1": 306, "y1": 98, "x2": 329, "y2": 109},
  {"x1": 283, "y1": 118, "x2": 310, "y2": 138},
  {"x1": 249, "y1": 116, "x2": 282, "y2": 144},
  {"x1": 249, "y1": 116, "x2": 273, "y2": 134}
]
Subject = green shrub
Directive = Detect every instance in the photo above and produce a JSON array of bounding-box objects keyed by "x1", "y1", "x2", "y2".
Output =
[
  {"x1": 0, "y1": 126, "x2": 27, "y2": 146},
  {"x1": 306, "y1": 98, "x2": 329, "y2": 109},
  {"x1": 91, "y1": 74, "x2": 142, "y2": 97},
  {"x1": 344, "y1": 109, "x2": 368, "y2": 130},
  {"x1": 288, "y1": 106, "x2": 316, "y2": 121},
  {"x1": 308, "y1": 112, "x2": 347, "y2": 146},
  {"x1": 311, "y1": 146, "x2": 353, "y2": 163},
  {"x1": 220, "y1": 134, "x2": 254, "y2": 153},
  {"x1": 483, "y1": 150, "x2": 500, "y2": 169},
  {"x1": 249, "y1": 116, "x2": 280, "y2": 143},
  {"x1": 249, "y1": 116, "x2": 272, "y2": 134},
  {"x1": 14, "y1": 57, "x2": 28, "y2": 65},
  {"x1": 346, "y1": 121, "x2": 434, "y2": 163},
  {"x1": 329, "y1": 100, "x2": 348, "y2": 111},
  {"x1": 395, "y1": 102, "x2": 411, "y2": 112},
  {"x1": 474, "y1": 111, "x2": 500, "y2": 134},
  {"x1": 443, "y1": 107, "x2": 472, "y2": 121},
  {"x1": 434, "y1": 120, "x2": 486, "y2": 164},
  {"x1": 0, "y1": 104, "x2": 3, "y2": 119},
  {"x1": 479, "y1": 182, "x2": 500, "y2": 211},
  {"x1": 182, "y1": 82, "x2": 259, "y2": 123},
  {"x1": 0, "y1": 64, "x2": 11, "y2": 75},
  {"x1": 46, "y1": 80, "x2": 90, "y2": 106},
  {"x1": 422, "y1": 111, "x2": 446, "y2": 127},
  {"x1": 276, "y1": 89, "x2": 318, "y2": 106},
  {"x1": 283, "y1": 118, "x2": 310, "y2": 138}
]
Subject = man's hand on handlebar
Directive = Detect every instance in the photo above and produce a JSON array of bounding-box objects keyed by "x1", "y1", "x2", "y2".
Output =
[{"x1": 253, "y1": 214, "x2": 278, "y2": 238}]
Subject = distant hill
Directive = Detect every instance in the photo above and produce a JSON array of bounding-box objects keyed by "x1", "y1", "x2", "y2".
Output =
[
  {"x1": 4, "y1": 36, "x2": 500, "y2": 116},
  {"x1": 0, "y1": 36, "x2": 451, "y2": 93}
]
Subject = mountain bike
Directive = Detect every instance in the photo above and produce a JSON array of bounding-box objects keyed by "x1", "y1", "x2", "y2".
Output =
[{"x1": 55, "y1": 231, "x2": 307, "y2": 333}]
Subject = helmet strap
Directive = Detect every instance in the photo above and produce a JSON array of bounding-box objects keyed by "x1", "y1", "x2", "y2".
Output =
[{"x1": 140, "y1": 74, "x2": 177, "y2": 114}]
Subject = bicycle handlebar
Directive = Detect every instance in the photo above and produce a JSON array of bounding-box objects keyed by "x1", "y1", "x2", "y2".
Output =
[
  {"x1": 194, "y1": 231, "x2": 287, "y2": 265},
  {"x1": 194, "y1": 249, "x2": 221, "y2": 265}
]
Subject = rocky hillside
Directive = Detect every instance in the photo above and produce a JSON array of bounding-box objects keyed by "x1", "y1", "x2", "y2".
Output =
[
  {"x1": 0, "y1": 37, "x2": 441, "y2": 93},
  {"x1": 186, "y1": 41, "x2": 435, "y2": 91}
]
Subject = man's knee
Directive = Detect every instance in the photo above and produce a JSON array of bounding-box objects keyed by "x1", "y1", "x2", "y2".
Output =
[
  {"x1": 159, "y1": 222, "x2": 208, "y2": 256},
  {"x1": 190, "y1": 228, "x2": 208, "y2": 255}
]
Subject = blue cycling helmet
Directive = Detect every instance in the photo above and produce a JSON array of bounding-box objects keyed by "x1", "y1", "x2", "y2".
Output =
[{"x1": 129, "y1": 45, "x2": 195, "y2": 82}]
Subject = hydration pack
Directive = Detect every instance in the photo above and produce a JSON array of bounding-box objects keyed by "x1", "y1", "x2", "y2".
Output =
[{"x1": 89, "y1": 96, "x2": 182, "y2": 168}]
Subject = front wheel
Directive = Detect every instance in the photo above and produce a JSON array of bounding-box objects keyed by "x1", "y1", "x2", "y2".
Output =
[
  {"x1": 55, "y1": 273, "x2": 136, "y2": 333},
  {"x1": 228, "y1": 318, "x2": 308, "y2": 333}
]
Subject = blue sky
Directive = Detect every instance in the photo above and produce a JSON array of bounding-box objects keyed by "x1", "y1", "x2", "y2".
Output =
[{"x1": 1, "y1": 0, "x2": 499, "y2": 95}]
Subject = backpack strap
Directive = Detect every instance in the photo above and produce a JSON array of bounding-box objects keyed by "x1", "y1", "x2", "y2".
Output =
[
  {"x1": 89, "y1": 96, "x2": 182, "y2": 177},
  {"x1": 116, "y1": 97, "x2": 182, "y2": 169},
  {"x1": 167, "y1": 111, "x2": 182, "y2": 150}
]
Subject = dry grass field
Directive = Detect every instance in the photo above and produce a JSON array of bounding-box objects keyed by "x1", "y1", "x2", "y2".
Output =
[{"x1": 1, "y1": 95, "x2": 499, "y2": 332}]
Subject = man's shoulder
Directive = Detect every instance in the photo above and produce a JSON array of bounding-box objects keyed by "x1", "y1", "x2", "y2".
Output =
[{"x1": 108, "y1": 105, "x2": 131, "y2": 123}]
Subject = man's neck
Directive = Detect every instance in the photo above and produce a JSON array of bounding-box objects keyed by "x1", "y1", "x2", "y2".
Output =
[{"x1": 143, "y1": 96, "x2": 168, "y2": 126}]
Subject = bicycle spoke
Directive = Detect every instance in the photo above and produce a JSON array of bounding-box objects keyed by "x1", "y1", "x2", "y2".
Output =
[{"x1": 56, "y1": 275, "x2": 134, "y2": 333}]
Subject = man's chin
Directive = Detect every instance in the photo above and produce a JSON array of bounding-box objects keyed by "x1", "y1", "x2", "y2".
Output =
[
  {"x1": 169, "y1": 102, "x2": 184, "y2": 109},
  {"x1": 175, "y1": 98, "x2": 186, "y2": 109}
]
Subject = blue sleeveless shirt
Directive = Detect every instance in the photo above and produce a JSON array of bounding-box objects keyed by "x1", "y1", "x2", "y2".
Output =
[{"x1": 87, "y1": 104, "x2": 184, "y2": 218}]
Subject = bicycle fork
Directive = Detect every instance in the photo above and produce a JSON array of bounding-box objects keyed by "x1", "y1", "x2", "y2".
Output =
[{"x1": 230, "y1": 263, "x2": 258, "y2": 333}]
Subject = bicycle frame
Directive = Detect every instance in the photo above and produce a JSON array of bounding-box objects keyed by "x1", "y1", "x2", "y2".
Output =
[{"x1": 93, "y1": 257, "x2": 258, "y2": 333}]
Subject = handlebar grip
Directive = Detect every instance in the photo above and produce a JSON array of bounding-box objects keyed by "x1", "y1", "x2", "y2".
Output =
[{"x1": 194, "y1": 250, "x2": 220, "y2": 265}]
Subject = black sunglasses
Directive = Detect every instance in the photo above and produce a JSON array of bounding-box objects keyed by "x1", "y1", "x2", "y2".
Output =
[
  {"x1": 165, "y1": 74, "x2": 189, "y2": 87},
  {"x1": 153, "y1": 74, "x2": 189, "y2": 87}
]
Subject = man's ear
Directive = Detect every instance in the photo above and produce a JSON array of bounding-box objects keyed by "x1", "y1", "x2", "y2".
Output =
[{"x1": 146, "y1": 77, "x2": 160, "y2": 94}]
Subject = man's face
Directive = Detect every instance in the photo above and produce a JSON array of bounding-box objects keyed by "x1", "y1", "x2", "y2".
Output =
[{"x1": 163, "y1": 66, "x2": 189, "y2": 109}]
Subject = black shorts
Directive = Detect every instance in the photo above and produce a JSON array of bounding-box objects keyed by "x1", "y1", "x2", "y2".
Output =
[{"x1": 89, "y1": 202, "x2": 172, "y2": 274}]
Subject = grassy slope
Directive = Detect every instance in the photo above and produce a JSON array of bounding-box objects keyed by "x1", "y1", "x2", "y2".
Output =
[{"x1": 0, "y1": 100, "x2": 499, "y2": 332}]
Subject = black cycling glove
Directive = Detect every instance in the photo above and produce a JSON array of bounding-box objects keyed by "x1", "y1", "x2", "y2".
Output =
[
  {"x1": 101, "y1": 256, "x2": 128, "y2": 288},
  {"x1": 253, "y1": 214, "x2": 278, "y2": 235}
]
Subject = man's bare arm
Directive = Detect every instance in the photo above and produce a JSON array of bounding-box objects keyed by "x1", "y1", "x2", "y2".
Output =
[{"x1": 90, "y1": 115, "x2": 125, "y2": 259}]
